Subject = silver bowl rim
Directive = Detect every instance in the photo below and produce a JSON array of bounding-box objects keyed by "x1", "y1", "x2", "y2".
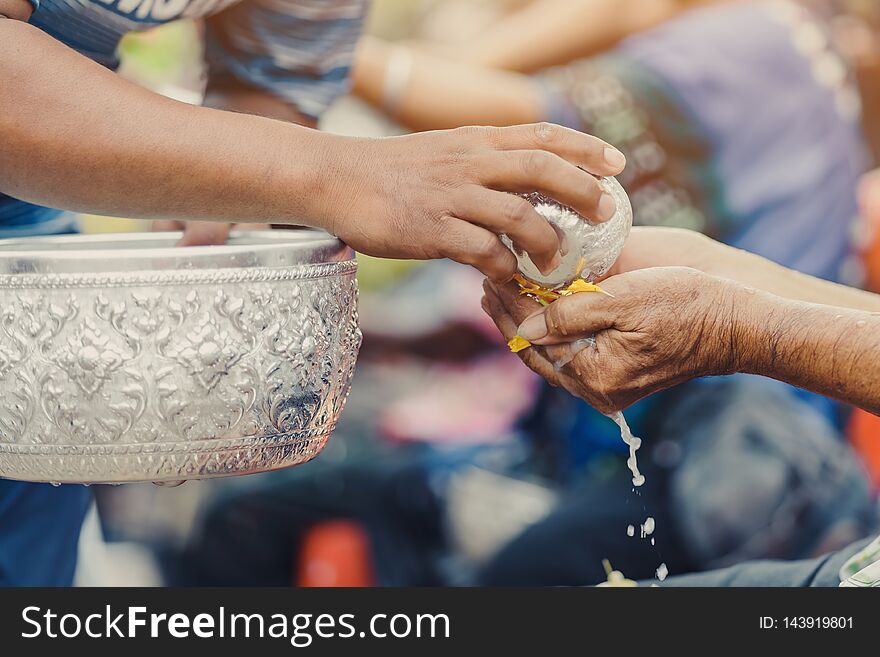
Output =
[{"x1": 0, "y1": 228, "x2": 353, "y2": 276}]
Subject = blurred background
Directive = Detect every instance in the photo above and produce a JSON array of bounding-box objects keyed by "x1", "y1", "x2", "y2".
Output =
[{"x1": 73, "y1": 0, "x2": 880, "y2": 586}]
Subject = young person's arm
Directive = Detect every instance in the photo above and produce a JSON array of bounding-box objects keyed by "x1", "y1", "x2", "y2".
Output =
[{"x1": 0, "y1": 9, "x2": 625, "y2": 281}]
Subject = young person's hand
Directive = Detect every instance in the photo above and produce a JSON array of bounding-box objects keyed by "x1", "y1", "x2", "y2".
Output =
[{"x1": 326, "y1": 123, "x2": 625, "y2": 281}]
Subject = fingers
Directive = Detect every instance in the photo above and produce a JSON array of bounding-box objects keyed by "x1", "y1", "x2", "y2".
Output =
[
  {"x1": 482, "y1": 284, "x2": 565, "y2": 382},
  {"x1": 436, "y1": 219, "x2": 518, "y2": 282},
  {"x1": 455, "y1": 188, "x2": 560, "y2": 274},
  {"x1": 517, "y1": 290, "x2": 616, "y2": 345},
  {"x1": 488, "y1": 123, "x2": 626, "y2": 177},
  {"x1": 152, "y1": 219, "x2": 233, "y2": 246},
  {"x1": 152, "y1": 219, "x2": 184, "y2": 232},
  {"x1": 485, "y1": 279, "x2": 545, "y2": 323},
  {"x1": 484, "y1": 279, "x2": 612, "y2": 345},
  {"x1": 478, "y1": 150, "x2": 614, "y2": 223},
  {"x1": 482, "y1": 285, "x2": 600, "y2": 397},
  {"x1": 482, "y1": 284, "x2": 616, "y2": 409},
  {"x1": 176, "y1": 221, "x2": 232, "y2": 247}
]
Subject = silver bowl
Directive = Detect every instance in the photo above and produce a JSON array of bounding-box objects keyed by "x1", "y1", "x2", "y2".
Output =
[{"x1": 0, "y1": 230, "x2": 361, "y2": 484}]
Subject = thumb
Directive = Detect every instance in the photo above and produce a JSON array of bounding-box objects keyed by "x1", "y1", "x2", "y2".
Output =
[{"x1": 517, "y1": 292, "x2": 616, "y2": 345}]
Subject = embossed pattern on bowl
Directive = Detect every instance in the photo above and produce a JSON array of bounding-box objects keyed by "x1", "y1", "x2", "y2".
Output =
[{"x1": 0, "y1": 230, "x2": 362, "y2": 483}]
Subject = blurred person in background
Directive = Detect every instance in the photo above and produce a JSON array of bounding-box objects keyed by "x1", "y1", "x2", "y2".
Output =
[
  {"x1": 0, "y1": 0, "x2": 628, "y2": 585},
  {"x1": 349, "y1": 0, "x2": 880, "y2": 584}
]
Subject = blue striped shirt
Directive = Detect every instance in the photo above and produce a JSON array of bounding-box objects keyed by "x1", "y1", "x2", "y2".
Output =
[{"x1": 2, "y1": 0, "x2": 367, "y2": 236}]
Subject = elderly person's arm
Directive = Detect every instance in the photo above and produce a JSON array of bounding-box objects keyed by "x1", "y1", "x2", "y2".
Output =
[{"x1": 482, "y1": 227, "x2": 880, "y2": 414}]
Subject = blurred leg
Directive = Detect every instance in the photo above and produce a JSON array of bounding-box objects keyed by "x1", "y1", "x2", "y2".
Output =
[{"x1": 0, "y1": 480, "x2": 91, "y2": 586}]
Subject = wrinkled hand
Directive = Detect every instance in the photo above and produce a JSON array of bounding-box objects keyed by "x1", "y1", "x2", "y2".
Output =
[
  {"x1": 329, "y1": 123, "x2": 626, "y2": 281},
  {"x1": 152, "y1": 220, "x2": 269, "y2": 246},
  {"x1": 482, "y1": 267, "x2": 741, "y2": 412}
]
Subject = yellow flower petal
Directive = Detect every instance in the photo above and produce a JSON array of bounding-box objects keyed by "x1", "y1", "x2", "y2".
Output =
[
  {"x1": 519, "y1": 287, "x2": 560, "y2": 301},
  {"x1": 508, "y1": 335, "x2": 532, "y2": 353},
  {"x1": 561, "y1": 279, "x2": 615, "y2": 297},
  {"x1": 513, "y1": 274, "x2": 539, "y2": 290}
]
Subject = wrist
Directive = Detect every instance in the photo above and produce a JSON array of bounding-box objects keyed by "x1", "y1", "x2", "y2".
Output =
[
  {"x1": 696, "y1": 276, "x2": 770, "y2": 377},
  {"x1": 725, "y1": 283, "x2": 785, "y2": 377},
  {"x1": 294, "y1": 133, "x2": 372, "y2": 238}
]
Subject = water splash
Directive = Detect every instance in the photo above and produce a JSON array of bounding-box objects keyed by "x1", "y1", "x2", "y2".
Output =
[
  {"x1": 607, "y1": 411, "x2": 645, "y2": 487},
  {"x1": 656, "y1": 563, "x2": 668, "y2": 581}
]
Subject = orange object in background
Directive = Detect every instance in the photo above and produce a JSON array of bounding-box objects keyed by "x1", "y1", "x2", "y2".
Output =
[
  {"x1": 296, "y1": 520, "x2": 375, "y2": 587},
  {"x1": 849, "y1": 409, "x2": 880, "y2": 491},
  {"x1": 851, "y1": 170, "x2": 880, "y2": 490},
  {"x1": 864, "y1": 236, "x2": 880, "y2": 292},
  {"x1": 859, "y1": 169, "x2": 880, "y2": 290}
]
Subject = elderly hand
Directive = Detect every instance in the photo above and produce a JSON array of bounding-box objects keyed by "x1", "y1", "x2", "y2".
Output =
[{"x1": 482, "y1": 267, "x2": 747, "y2": 412}]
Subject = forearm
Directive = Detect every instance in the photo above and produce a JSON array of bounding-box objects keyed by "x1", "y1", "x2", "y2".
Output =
[
  {"x1": 714, "y1": 246, "x2": 880, "y2": 312},
  {"x1": 458, "y1": 0, "x2": 684, "y2": 73},
  {"x1": 0, "y1": 20, "x2": 342, "y2": 227},
  {"x1": 352, "y1": 38, "x2": 542, "y2": 131},
  {"x1": 735, "y1": 288, "x2": 880, "y2": 414}
]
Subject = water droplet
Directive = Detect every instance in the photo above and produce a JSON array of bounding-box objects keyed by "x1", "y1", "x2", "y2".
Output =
[
  {"x1": 856, "y1": 320, "x2": 867, "y2": 328},
  {"x1": 641, "y1": 516, "x2": 655, "y2": 537},
  {"x1": 656, "y1": 563, "x2": 668, "y2": 581},
  {"x1": 651, "y1": 537, "x2": 655, "y2": 546},
  {"x1": 50, "y1": 481, "x2": 61, "y2": 487},
  {"x1": 626, "y1": 525, "x2": 635, "y2": 537}
]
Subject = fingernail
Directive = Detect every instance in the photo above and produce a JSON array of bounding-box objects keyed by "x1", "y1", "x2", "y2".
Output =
[
  {"x1": 518, "y1": 312, "x2": 548, "y2": 341},
  {"x1": 604, "y1": 147, "x2": 626, "y2": 170},
  {"x1": 598, "y1": 192, "x2": 616, "y2": 222}
]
